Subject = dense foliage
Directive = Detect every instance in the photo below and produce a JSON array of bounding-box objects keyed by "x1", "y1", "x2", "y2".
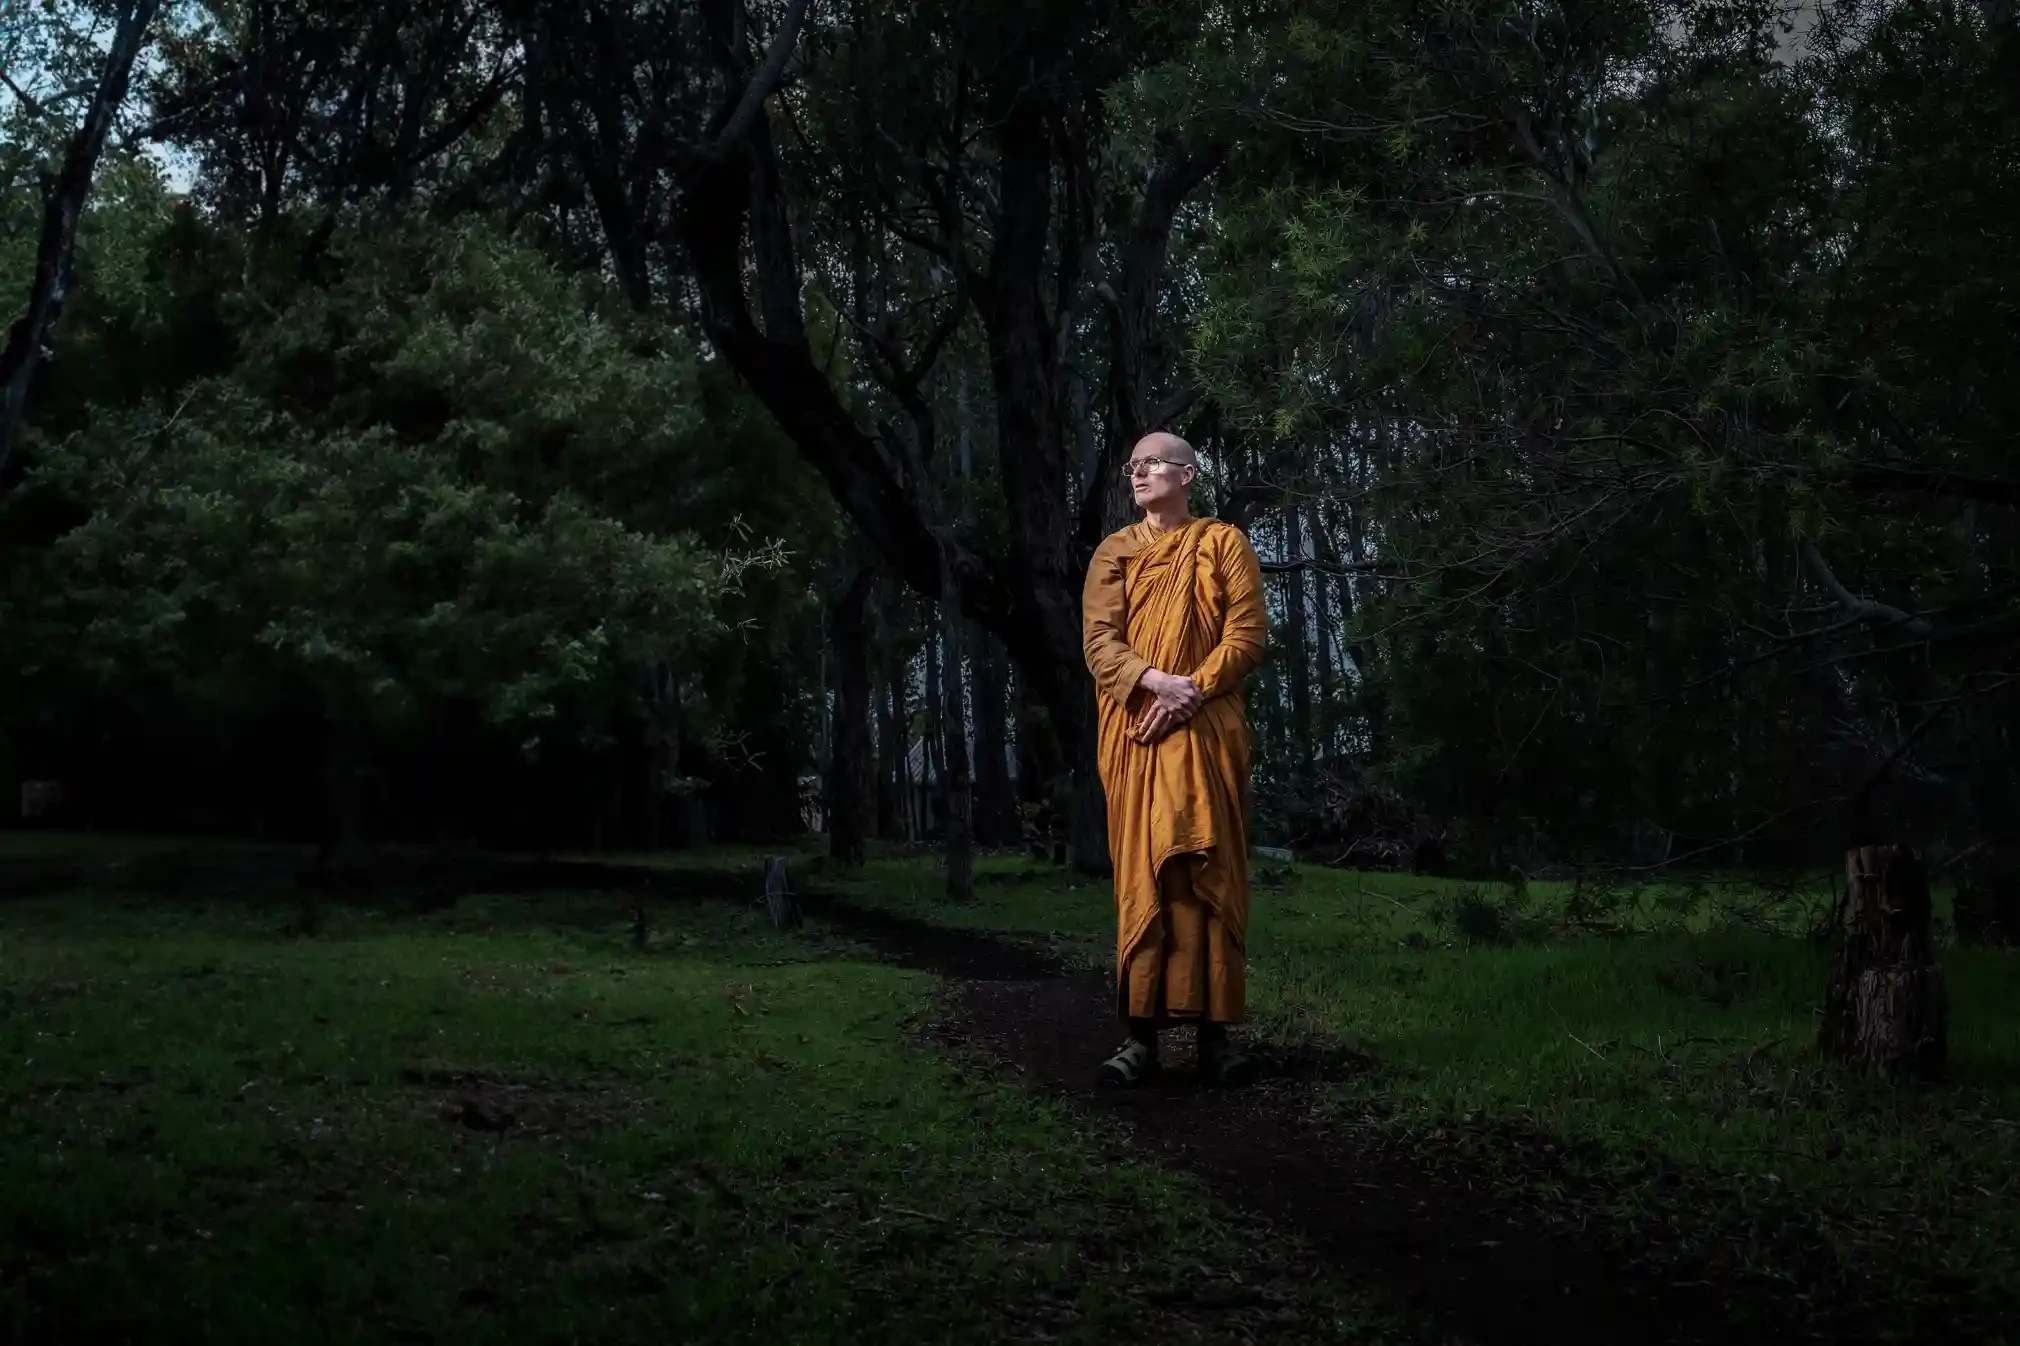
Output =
[
  {"x1": 2, "y1": 0, "x2": 2014, "y2": 876},
  {"x1": 1195, "y1": 0, "x2": 2020, "y2": 869}
]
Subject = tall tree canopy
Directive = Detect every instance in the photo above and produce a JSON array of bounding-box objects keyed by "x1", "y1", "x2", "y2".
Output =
[{"x1": 3, "y1": 0, "x2": 2014, "y2": 878}]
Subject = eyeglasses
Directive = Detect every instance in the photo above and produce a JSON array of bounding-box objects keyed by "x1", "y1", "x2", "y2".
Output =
[{"x1": 1121, "y1": 457, "x2": 1192, "y2": 479}]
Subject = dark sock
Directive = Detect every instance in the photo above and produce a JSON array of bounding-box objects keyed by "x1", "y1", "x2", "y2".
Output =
[{"x1": 1127, "y1": 1018, "x2": 1160, "y2": 1057}]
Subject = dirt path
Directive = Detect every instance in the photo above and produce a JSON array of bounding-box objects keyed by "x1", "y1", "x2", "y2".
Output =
[{"x1": 812, "y1": 896, "x2": 1995, "y2": 1346}]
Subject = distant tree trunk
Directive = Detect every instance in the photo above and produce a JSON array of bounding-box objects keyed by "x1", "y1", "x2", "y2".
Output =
[
  {"x1": 1336, "y1": 472, "x2": 1385, "y2": 754},
  {"x1": 971, "y1": 633, "x2": 1014, "y2": 845},
  {"x1": 826, "y1": 566, "x2": 875, "y2": 865},
  {"x1": 641, "y1": 663, "x2": 676, "y2": 849},
  {"x1": 663, "y1": 674, "x2": 709, "y2": 849},
  {"x1": 1820, "y1": 845, "x2": 1947, "y2": 1080},
  {"x1": 887, "y1": 661, "x2": 911, "y2": 842},
  {"x1": 1308, "y1": 502, "x2": 1335, "y2": 764},
  {"x1": 1067, "y1": 721, "x2": 1106, "y2": 872},
  {"x1": 923, "y1": 622, "x2": 945, "y2": 835},
  {"x1": 1283, "y1": 495, "x2": 1314, "y2": 781},
  {"x1": 1014, "y1": 673, "x2": 1059, "y2": 859},
  {"x1": 939, "y1": 581, "x2": 974, "y2": 901},
  {"x1": 873, "y1": 664, "x2": 899, "y2": 839}
]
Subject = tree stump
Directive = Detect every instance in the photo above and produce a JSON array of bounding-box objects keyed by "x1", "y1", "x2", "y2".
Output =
[
  {"x1": 762, "y1": 855, "x2": 801, "y2": 931},
  {"x1": 1819, "y1": 845, "x2": 1947, "y2": 1080}
]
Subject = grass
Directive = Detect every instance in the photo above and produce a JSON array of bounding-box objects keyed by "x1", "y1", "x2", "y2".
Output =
[
  {"x1": 0, "y1": 863, "x2": 1401, "y2": 1345},
  {"x1": 8, "y1": 829, "x2": 2017, "y2": 1327},
  {"x1": 816, "y1": 846, "x2": 2020, "y2": 1296}
]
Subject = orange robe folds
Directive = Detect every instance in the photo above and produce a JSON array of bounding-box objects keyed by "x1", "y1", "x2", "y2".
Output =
[{"x1": 1081, "y1": 517, "x2": 1267, "y2": 1024}]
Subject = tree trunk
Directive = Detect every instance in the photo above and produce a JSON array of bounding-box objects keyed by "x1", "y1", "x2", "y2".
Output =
[
  {"x1": 642, "y1": 662, "x2": 678, "y2": 849},
  {"x1": 939, "y1": 580, "x2": 974, "y2": 901},
  {"x1": 923, "y1": 621, "x2": 945, "y2": 835},
  {"x1": 1819, "y1": 844, "x2": 1947, "y2": 1080},
  {"x1": 1014, "y1": 673, "x2": 1054, "y2": 858},
  {"x1": 826, "y1": 566, "x2": 875, "y2": 865},
  {"x1": 888, "y1": 662, "x2": 912, "y2": 842},
  {"x1": 1336, "y1": 470, "x2": 1385, "y2": 754},
  {"x1": 1311, "y1": 535, "x2": 1335, "y2": 764},
  {"x1": 643, "y1": 14, "x2": 1222, "y2": 882},
  {"x1": 1068, "y1": 714, "x2": 1108, "y2": 874},
  {"x1": 0, "y1": 0, "x2": 162, "y2": 491},
  {"x1": 762, "y1": 854, "x2": 802, "y2": 930},
  {"x1": 873, "y1": 664, "x2": 899, "y2": 840},
  {"x1": 971, "y1": 633, "x2": 1014, "y2": 845},
  {"x1": 1283, "y1": 495, "x2": 1313, "y2": 781}
]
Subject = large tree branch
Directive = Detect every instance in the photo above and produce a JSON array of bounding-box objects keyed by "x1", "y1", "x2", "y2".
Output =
[
  {"x1": 1075, "y1": 138, "x2": 1228, "y2": 551},
  {"x1": 403, "y1": 55, "x2": 520, "y2": 173},
  {"x1": 0, "y1": 0, "x2": 161, "y2": 491},
  {"x1": 1509, "y1": 106, "x2": 1640, "y2": 304},
  {"x1": 1849, "y1": 697, "x2": 1962, "y2": 845},
  {"x1": 673, "y1": 127, "x2": 1034, "y2": 676},
  {"x1": 1800, "y1": 541, "x2": 1935, "y2": 639},
  {"x1": 1104, "y1": 138, "x2": 1228, "y2": 439},
  {"x1": 702, "y1": 0, "x2": 811, "y2": 162},
  {"x1": 1261, "y1": 556, "x2": 1390, "y2": 576},
  {"x1": 1217, "y1": 480, "x2": 1283, "y2": 531},
  {"x1": 849, "y1": 295, "x2": 967, "y2": 405},
  {"x1": 1148, "y1": 384, "x2": 1203, "y2": 430},
  {"x1": 0, "y1": 67, "x2": 56, "y2": 121}
]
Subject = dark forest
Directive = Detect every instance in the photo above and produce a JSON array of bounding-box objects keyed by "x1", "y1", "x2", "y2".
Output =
[{"x1": 2, "y1": 2, "x2": 2016, "y2": 1342}]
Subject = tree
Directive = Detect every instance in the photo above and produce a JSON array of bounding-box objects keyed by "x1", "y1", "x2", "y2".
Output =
[
  {"x1": 0, "y1": 0, "x2": 163, "y2": 490},
  {"x1": 8, "y1": 215, "x2": 783, "y2": 845},
  {"x1": 1191, "y1": 0, "x2": 2020, "y2": 868},
  {"x1": 516, "y1": 0, "x2": 1229, "y2": 870}
]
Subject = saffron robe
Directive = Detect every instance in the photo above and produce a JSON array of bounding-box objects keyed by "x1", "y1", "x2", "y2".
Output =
[{"x1": 1081, "y1": 517, "x2": 1267, "y2": 1024}]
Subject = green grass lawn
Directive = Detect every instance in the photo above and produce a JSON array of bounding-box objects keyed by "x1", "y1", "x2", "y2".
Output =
[
  {"x1": 0, "y1": 872, "x2": 1399, "y2": 1345},
  {"x1": 816, "y1": 847, "x2": 2020, "y2": 1293},
  {"x1": 7, "y1": 830, "x2": 2016, "y2": 1326}
]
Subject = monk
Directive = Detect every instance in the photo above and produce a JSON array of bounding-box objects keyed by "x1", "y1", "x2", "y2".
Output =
[{"x1": 1081, "y1": 431, "x2": 1268, "y2": 1088}]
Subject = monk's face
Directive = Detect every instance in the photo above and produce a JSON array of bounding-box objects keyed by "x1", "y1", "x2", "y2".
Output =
[{"x1": 1126, "y1": 434, "x2": 1196, "y2": 513}]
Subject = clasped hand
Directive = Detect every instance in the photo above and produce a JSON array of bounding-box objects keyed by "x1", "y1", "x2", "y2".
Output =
[{"x1": 1133, "y1": 668, "x2": 1204, "y2": 744}]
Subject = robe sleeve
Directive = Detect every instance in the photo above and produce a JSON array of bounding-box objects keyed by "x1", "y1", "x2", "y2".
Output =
[
  {"x1": 1191, "y1": 526, "x2": 1268, "y2": 700},
  {"x1": 1082, "y1": 534, "x2": 1151, "y2": 707}
]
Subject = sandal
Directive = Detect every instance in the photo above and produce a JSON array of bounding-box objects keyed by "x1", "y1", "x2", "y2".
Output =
[
  {"x1": 1097, "y1": 1037, "x2": 1160, "y2": 1088},
  {"x1": 1199, "y1": 1039, "x2": 1257, "y2": 1089}
]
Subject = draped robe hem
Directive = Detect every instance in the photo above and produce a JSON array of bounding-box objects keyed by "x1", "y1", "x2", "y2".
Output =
[{"x1": 1113, "y1": 844, "x2": 1249, "y2": 1021}]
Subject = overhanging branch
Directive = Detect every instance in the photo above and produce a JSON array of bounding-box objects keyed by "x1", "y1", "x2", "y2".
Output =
[
  {"x1": 1261, "y1": 556, "x2": 1390, "y2": 577},
  {"x1": 1800, "y1": 541, "x2": 1935, "y2": 639},
  {"x1": 1217, "y1": 480, "x2": 1283, "y2": 531},
  {"x1": 702, "y1": 0, "x2": 811, "y2": 162}
]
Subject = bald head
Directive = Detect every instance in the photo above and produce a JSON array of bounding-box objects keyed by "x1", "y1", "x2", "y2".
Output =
[
  {"x1": 1126, "y1": 431, "x2": 1199, "y2": 523},
  {"x1": 1134, "y1": 432, "x2": 1196, "y2": 467}
]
